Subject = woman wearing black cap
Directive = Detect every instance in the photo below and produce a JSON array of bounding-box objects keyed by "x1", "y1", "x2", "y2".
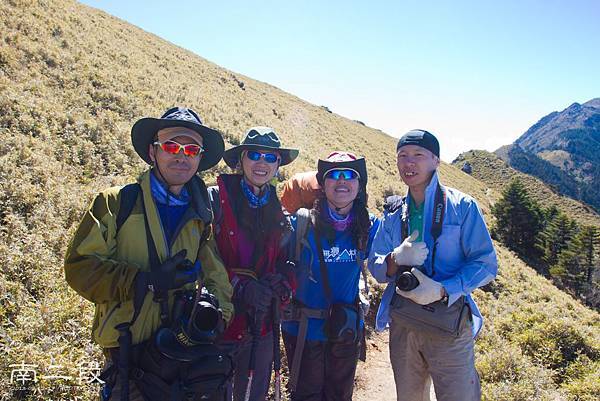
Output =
[
  {"x1": 281, "y1": 151, "x2": 379, "y2": 401},
  {"x1": 209, "y1": 127, "x2": 299, "y2": 401}
]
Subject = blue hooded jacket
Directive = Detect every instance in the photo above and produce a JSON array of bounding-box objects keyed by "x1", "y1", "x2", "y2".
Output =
[{"x1": 368, "y1": 172, "x2": 497, "y2": 337}]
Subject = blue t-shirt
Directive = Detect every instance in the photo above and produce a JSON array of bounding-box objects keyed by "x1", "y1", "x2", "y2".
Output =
[
  {"x1": 155, "y1": 202, "x2": 188, "y2": 246},
  {"x1": 282, "y1": 214, "x2": 379, "y2": 341},
  {"x1": 150, "y1": 172, "x2": 190, "y2": 247}
]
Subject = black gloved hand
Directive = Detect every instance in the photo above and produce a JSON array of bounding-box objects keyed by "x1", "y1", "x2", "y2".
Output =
[
  {"x1": 136, "y1": 250, "x2": 200, "y2": 294},
  {"x1": 242, "y1": 279, "x2": 273, "y2": 313},
  {"x1": 263, "y1": 273, "x2": 292, "y2": 301}
]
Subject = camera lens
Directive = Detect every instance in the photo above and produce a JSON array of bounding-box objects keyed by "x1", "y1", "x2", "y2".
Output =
[
  {"x1": 191, "y1": 300, "x2": 219, "y2": 332},
  {"x1": 396, "y1": 271, "x2": 420, "y2": 291}
]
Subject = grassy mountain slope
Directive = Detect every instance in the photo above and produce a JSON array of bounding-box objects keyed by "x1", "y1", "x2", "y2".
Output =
[
  {"x1": 452, "y1": 150, "x2": 600, "y2": 227},
  {"x1": 496, "y1": 144, "x2": 581, "y2": 202},
  {"x1": 0, "y1": 1, "x2": 598, "y2": 400}
]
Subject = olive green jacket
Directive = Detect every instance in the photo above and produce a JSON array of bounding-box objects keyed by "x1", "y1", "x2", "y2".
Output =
[{"x1": 64, "y1": 170, "x2": 233, "y2": 348}]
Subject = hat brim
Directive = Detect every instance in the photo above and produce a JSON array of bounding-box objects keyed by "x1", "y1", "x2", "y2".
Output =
[
  {"x1": 223, "y1": 144, "x2": 299, "y2": 168},
  {"x1": 131, "y1": 117, "x2": 225, "y2": 171},
  {"x1": 316, "y1": 158, "x2": 368, "y2": 187}
]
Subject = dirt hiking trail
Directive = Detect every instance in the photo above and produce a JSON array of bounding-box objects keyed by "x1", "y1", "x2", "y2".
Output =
[{"x1": 354, "y1": 329, "x2": 436, "y2": 401}]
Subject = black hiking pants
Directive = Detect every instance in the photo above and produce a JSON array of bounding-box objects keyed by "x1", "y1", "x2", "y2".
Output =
[{"x1": 282, "y1": 331, "x2": 360, "y2": 401}]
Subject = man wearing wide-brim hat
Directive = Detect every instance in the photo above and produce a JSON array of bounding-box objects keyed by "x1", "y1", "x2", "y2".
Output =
[{"x1": 65, "y1": 106, "x2": 233, "y2": 401}]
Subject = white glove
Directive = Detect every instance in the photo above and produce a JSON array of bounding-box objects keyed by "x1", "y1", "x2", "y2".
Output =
[
  {"x1": 391, "y1": 230, "x2": 428, "y2": 266},
  {"x1": 396, "y1": 268, "x2": 444, "y2": 305}
]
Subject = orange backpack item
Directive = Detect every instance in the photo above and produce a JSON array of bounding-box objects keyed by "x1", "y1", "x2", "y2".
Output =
[{"x1": 280, "y1": 171, "x2": 321, "y2": 214}]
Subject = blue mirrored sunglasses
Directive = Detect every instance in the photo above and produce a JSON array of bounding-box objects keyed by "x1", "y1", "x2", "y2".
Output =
[
  {"x1": 246, "y1": 150, "x2": 279, "y2": 164},
  {"x1": 325, "y1": 169, "x2": 359, "y2": 181}
]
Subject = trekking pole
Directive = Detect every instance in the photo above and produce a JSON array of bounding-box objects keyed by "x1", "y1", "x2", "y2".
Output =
[
  {"x1": 272, "y1": 297, "x2": 282, "y2": 401},
  {"x1": 244, "y1": 309, "x2": 265, "y2": 401},
  {"x1": 115, "y1": 323, "x2": 132, "y2": 401}
]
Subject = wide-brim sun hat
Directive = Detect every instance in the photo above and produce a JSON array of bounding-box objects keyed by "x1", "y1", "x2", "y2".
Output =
[
  {"x1": 223, "y1": 126, "x2": 299, "y2": 168},
  {"x1": 316, "y1": 151, "x2": 368, "y2": 187},
  {"x1": 131, "y1": 106, "x2": 225, "y2": 172}
]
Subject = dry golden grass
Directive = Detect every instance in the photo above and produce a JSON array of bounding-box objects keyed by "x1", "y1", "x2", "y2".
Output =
[
  {"x1": 452, "y1": 150, "x2": 600, "y2": 227},
  {"x1": 0, "y1": 1, "x2": 598, "y2": 400}
]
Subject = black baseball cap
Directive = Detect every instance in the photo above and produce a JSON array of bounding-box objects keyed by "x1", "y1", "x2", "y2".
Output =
[{"x1": 396, "y1": 129, "x2": 440, "y2": 158}]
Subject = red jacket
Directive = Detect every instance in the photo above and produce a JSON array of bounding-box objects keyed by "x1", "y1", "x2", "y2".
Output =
[{"x1": 213, "y1": 174, "x2": 295, "y2": 341}]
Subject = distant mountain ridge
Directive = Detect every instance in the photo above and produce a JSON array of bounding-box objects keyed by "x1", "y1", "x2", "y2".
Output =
[
  {"x1": 0, "y1": 1, "x2": 598, "y2": 400},
  {"x1": 496, "y1": 98, "x2": 600, "y2": 211},
  {"x1": 516, "y1": 98, "x2": 600, "y2": 152}
]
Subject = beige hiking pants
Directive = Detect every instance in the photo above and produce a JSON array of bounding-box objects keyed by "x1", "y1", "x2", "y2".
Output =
[{"x1": 388, "y1": 310, "x2": 481, "y2": 401}]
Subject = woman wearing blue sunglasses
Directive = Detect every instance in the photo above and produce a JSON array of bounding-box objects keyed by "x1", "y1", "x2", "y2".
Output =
[
  {"x1": 208, "y1": 126, "x2": 299, "y2": 401},
  {"x1": 282, "y1": 151, "x2": 379, "y2": 401}
]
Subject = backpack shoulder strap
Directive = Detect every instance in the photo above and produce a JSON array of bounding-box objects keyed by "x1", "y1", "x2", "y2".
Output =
[
  {"x1": 383, "y1": 194, "x2": 404, "y2": 214},
  {"x1": 116, "y1": 183, "x2": 141, "y2": 234},
  {"x1": 294, "y1": 208, "x2": 312, "y2": 263},
  {"x1": 313, "y1": 224, "x2": 333, "y2": 303}
]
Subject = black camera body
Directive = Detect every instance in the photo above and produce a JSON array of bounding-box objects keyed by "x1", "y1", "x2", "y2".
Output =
[
  {"x1": 155, "y1": 287, "x2": 224, "y2": 363},
  {"x1": 395, "y1": 265, "x2": 421, "y2": 291},
  {"x1": 169, "y1": 261, "x2": 223, "y2": 344},
  {"x1": 171, "y1": 288, "x2": 222, "y2": 345},
  {"x1": 185, "y1": 289, "x2": 222, "y2": 344}
]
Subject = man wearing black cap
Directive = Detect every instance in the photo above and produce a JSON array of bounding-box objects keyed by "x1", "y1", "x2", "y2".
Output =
[
  {"x1": 65, "y1": 107, "x2": 233, "y2": 401},
  {"x1": 368, "y1": 130, "x2": 497, "y2": 401}
]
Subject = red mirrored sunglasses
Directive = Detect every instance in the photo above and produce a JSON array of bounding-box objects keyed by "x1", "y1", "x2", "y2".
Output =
[{"x1": 153, "y1": 140, "x2": 204, "y2": 157}]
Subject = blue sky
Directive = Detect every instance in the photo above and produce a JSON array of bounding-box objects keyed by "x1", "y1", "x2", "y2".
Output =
[{"x1": 80, "y1": 0, "x2": 600, "y2": 161}]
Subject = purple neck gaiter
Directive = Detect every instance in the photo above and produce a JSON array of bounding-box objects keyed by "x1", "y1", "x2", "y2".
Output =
[{"x1": 326, "y1": 205, "x2": 353, "y2": 232}]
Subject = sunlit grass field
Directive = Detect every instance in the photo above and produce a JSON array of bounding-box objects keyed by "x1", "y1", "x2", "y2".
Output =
[{"x1": 1, "y1": 1, "x2": 598, "y2": 400}]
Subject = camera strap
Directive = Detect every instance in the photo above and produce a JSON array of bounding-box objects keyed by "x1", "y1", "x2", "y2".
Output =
[
  {"x1": 314, "y1": 224, "x2": 361, "y2": 324},
  {"x1": 401, "y1": 183, "x2": 446, "y2": 277},
  {"x1": 143, "y1": 197, "x2": 171, "y2": 328}
]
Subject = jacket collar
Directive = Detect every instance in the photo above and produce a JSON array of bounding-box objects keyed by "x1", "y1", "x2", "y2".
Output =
[
  {"x1": 138, "y1": 170, "x2": 212, "y2": 260},
  {"x1": 406, "y1": 170, "x2": 440, "y2": 206},
  {"x1": 424, "y1": 170, "x2": 441, "y2": 198},
  {"x1": 140, "y1": 169, "x2": 212, "y2": 224},
  {"x1": 404, "y1": 170, "x2": 442, "y2": 255}
]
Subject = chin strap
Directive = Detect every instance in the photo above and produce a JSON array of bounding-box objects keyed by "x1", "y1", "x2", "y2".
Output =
[
  {"x1": 153, "y1": 160, "x2": 175, "y2": 193},
  {"x1": 332, "y1": 200, "x2": 354, "y2": 213}
]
